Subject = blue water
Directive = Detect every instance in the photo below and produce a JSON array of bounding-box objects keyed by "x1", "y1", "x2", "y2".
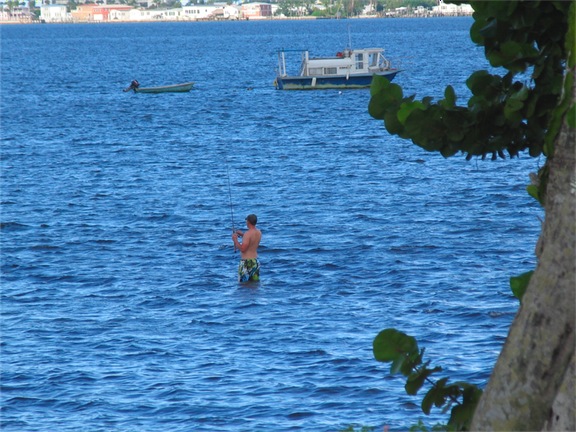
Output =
[{"x1": 1, "y1": 18, "x2": 542, "y2": 431}]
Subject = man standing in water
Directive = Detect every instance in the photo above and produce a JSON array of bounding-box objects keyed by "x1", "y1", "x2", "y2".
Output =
[{"x1": 232, "y1": 214, "x2": 262, "y2": 282}]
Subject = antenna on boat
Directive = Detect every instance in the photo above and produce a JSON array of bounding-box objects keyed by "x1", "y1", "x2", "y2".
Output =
[{"x1": 347, "y1": 24, "x2": 352, "y2": 49}]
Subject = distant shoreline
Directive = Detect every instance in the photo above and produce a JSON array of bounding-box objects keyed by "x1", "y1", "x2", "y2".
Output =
[{"x1": 0, "y1": 13, "x2": 473, "y2": 25}]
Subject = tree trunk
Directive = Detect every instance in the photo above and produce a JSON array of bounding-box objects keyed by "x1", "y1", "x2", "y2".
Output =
[{"x1": 470, "y1": 80, "x2": 575, "y2": 430}]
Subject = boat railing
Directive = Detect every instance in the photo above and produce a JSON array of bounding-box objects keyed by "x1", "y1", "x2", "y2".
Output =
[
  {"x1": 365, "y1": 51, "x2": 392, "y2": 72},
  {"x1": 277, "y1": 49, "x2": 308, "y2": 77}
]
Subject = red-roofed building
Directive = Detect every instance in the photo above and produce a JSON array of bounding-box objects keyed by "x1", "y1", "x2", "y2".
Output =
[{"x1": 71, "y1": 4, "x2": 133, "y2": 22}]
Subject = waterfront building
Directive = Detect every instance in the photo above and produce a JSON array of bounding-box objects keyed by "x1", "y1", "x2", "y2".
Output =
[
  {"x1": 241, "y1": 2, "x2": 272, "y2": 19},
  {"x1": 68, "y1": 3, "x2": 242, "y2": 22},
  {"x1": 93, "y1": 5, "x2": 133, "y2": 21},
  {"x1": 40, "y1": 4, "x2": 70, "y2": 22},
  {"x1": 0, "y1": 6, "x2": 34, "y2": 22},
  {"x1": 432, "y1": 0, "x2": 473, "y2": 16},
  {"x1": 222, "y1": 5, "x2": 241, "y2": 20},
  {"x1": 182, "y1": 5, "x2": 219, "y2": 20}
]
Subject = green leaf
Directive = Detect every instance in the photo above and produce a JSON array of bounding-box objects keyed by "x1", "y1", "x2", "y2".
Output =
[
  {"x1": 478, "y1": 17, "x2": 497, "y2": 39},
  {"x1": 384, "y1": 109, "x2": 405, "y2": 135},
  {"x1": 368, "y1": 82, "x2": 404, "y2": 120},
  {"x1": 469, "y1": 19, "x2": 487, "y2": 45},
  {"x1": 397, "y1": 100, "x2": 427, "y2": 124},
  {"x1": 403, "y1": 108, "x2": 446, "y2": 152},
  {"x1": 504, "y1": 98, "x2": 524, "y2": 113},
  {"x1": 373, "y1": 329, "x2": 419, "y2": 376},
  {"x1": 442, "y1": 111, "x2": 476, "y2": 143},
  {"x1": 373, "y1": 328, "x2": 419, "y2": 361},
  {"x1": 510, "y1": 270, "x2": 534, "y2": 301},
  {"x1": 370, "y1": 74, "x2": 391, "y2": 96},
  {"x1": 422, "y1": 377, "x2": 450, "y2": 414},
  {"x1": 448, "y1": 386, "x2": 483, "y2": 431},
  {"x1": 440, "y1": 145, "x2": 459, "y2": 158},
  {"x1": 440, "y1": 85, "x2": 457, "y2": 108},
  {"x1": 400, "y1": 348, "x2": 425, "y2": 377},
  {"x1": 466, "y1": 71, "x2": 494, "y2": 96},
  {"x1": 526, "y1": 184, "x2": 540, "y2": 203},
  {"x1": 495, "y1": 41, "x2": 538, "y2": 72},
  {"x1": 504, "y1": 98, "x2": 524, "y2": 124},
  {"x1": 421, "y1": 391, "x2": 434, "y2": 416},
  {"x1": 510, "y1": 85, "x2": 529, "y2": 102},
  {"x1": 501, "y1": 40, "x2": 523, "y2": 59},
  {"x1": 368, "y1": 93, "x2": 388, "y2": 120},
  {"x1": 405, "y1": 366, "x2": 442, "y2": 395}
]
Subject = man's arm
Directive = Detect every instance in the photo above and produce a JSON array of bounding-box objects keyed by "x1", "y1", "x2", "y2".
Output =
[{"x1": 233, "y1": 231, "x2": 251, "y2": 252}]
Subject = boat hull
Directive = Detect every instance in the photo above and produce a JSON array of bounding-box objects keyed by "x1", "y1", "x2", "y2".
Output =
[
  {"x1": 134, "y1": 82, "x2": 195, "y2": 93},
  {"x1": 275, "y1": 71, "x2": 398, "y2": 90}
]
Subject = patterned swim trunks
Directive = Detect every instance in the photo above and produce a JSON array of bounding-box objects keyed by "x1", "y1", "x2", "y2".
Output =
[{"x1": 238, "y1": 258, "x2": 260, "y2": 282}]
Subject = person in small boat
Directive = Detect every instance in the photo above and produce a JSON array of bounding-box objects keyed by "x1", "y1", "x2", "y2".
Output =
[
  {"x1": 124, "y1": 80, "x2": 140, "y2": 92},
  {"x1": 232, "y1": 214, "x2": 262, "y2": 282}
]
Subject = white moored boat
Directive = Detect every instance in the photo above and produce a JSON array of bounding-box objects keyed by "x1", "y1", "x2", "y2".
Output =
[{"x1": 274, "y1": 47, "x2": 400, "y2": 90}]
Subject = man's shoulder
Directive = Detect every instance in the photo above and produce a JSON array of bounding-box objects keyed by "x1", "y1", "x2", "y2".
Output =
[
  {"x1": 246, "y1": 228, "x2": 259, "y2": 237},
  {"x1": 249, "y1": 228, "x2": 262, "y2": 240}
]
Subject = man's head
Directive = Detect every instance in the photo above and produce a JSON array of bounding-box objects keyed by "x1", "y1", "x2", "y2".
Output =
[{"x1": 245, "y1": 214, "x2": 257, "y2": 226}]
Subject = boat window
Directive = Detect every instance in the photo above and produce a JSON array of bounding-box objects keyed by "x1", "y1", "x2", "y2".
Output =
[
  {"x1": 308, "y1": 67, "x2": 323, "y2": 76},
  {"x1": 324, "y1": 67, "x2": 337, "y2": 75},
  {"x1": 355, "y1": 53, "x2": 364, "y2": 69},
  {"x1": 369, "y1": 53, "x2": 377, "y2": 67}
]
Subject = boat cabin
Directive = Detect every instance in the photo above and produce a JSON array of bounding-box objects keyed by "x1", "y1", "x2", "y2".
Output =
[{"x1": 277, "y1": 48, "x2": 392, "y2": 79}]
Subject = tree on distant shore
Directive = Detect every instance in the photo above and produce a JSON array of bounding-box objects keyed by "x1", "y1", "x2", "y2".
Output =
[
  {"x1": 369, "y1": 0, "x2": 574, "y2": 429},
  {"x1": 275, "y1": 0, "x2": 435, "y2": 18},
  {"x1": 382, "y1": 0, "x2": 435, "y2": 9}
]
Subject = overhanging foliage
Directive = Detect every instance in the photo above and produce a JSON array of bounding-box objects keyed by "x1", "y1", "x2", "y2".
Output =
[{"x1": 369, "y1": 0, "x2": 570, "y2": 161}]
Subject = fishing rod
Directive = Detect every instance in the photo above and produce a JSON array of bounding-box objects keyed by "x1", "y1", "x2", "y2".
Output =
[{"x1": 225, "y1": 158, "x2": 237, "y2": 253}]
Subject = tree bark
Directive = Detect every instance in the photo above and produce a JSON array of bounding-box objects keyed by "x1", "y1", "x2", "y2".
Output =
[{"x1": 470, "y1": 80, "x2": 575, "y2": 430}]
